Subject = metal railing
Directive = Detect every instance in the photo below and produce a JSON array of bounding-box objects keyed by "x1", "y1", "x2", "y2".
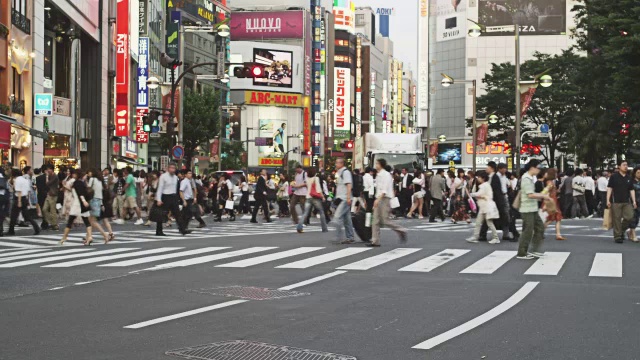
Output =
[
  {"x1": 11, "y1": 99, "x2": 25, "y2": 115},
  {"x1": 11, "y1": 8, "x2": 30, "y2": 34}
]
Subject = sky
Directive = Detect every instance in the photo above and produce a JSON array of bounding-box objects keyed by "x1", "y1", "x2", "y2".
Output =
[{"x1": 353, "y1": 0, "x2": 419, "y2": 71}]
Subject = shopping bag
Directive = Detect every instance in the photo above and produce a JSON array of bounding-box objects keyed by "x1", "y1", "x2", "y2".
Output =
[
  {"x1": 512, "y1": 191, "x2": 522, "y2": 210},
  {"x1": 486, "y1": 201, "x2": 500, "y2": 220},
  {"x1": 468, "y1": 197, "x2": 477, "y2": 213},
  {"x1": 225, "y1": 200, "x2": 235, "y2": 210},
  {"x1": 390, "y1": 197, "x2": 400, "y2": 209},
  {"x1": 365, "y1": 212, "x2": 372, "y2": 227},
  {"x1": 602, "y1": 208, "x2": 612, "y2": 230}
]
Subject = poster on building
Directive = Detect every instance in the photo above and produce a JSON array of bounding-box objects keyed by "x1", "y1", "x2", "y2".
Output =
[
  {"x1": 435, "y1": 0, "x2": 467, "y2": 42},
  {"x1": 258, "y1": 119, "x2": 287, "y2": 167},
  {"x1": 253, "y1": 48, "x2": 293, "y2": 88},
  {"x1": 333, "y1": 0, "x2": 355, "y2": 34},
  {"x1": 478, "y1": 0, "x2": 566, "y2": 36},
  {"x1": 333, "y1": 68, "x2": 351, "y2": 142},
  {"x1": 229, "y1": 11, "x2": 305, "y2": 40},
  {"x1": 115, "y1": 0, "x2": 130, "y2": 137}
]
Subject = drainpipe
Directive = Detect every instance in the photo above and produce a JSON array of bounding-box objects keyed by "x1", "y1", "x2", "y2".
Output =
[{"x1": 70, "y1": 38, "x2": 81, "y2": 161}]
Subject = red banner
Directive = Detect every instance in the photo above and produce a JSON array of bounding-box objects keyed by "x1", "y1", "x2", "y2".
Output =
[
  {"x1": 115, "y1": 0, "x2": 130, "y2": 137},
  {"x1": 303, "y1": 102, "x2": 311, "y2": 151},
  {"x1": 162, "y1": 88, "x2": 181, "y2": 127},
  {"x1": 210, "y1": 139, "x2": 219, "y2": 163},
  {"x1": 475, "y1": 123, "x2": 489, "y2": 148},
  {"x1": 520, "y1": 87, "x2": 537, "y2": 118}
]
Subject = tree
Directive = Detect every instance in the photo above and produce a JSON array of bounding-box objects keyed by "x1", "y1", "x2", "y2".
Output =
[
  {"x1": 181, "y1": 88, "x2": 220, "y2": 168},
  {"x1": 221, "y1": 140, "x2": 245, "y2": 170}
]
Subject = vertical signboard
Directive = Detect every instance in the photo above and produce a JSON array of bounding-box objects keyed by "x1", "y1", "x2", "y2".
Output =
[
  {"x1": 305, "y1": 11, "x2": 312, "y2": 97},
  {"x1": 166, "y1": 11, "x2": 181, "y2": 60},
  {"x1": 397, "y1": 63, "x2": 403, "y2": 133},
  {"x1": 370, "y1": 71, "x2": 376, "y2": 133},
  {"x1": 136, "y1": 37, "x2": 150, "y2": 143},
  {"x1": 417, "y1": 0, "x2": 429, "y2": 128},
  {"x1": 355, "y1": 36, "x2": 362, "y2": 138},
  {"x1": 333, "y1": 67, "x2": 351, "y2": 142},
  {"x1": 139, "y1": 0, "x2": 148, "y2": 36},
  {"x1": 333, "y1": 0, "x2": 355, "y2": 34},
  {"x1": 435, "y1": 0, "x2": 466, "y2": 42},
  {"x1": 115, "y1": 0, "x2": 130, "y2": 137}
]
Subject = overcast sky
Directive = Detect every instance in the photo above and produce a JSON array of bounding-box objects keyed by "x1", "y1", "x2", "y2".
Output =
[{"x1": 353, "y1": 0, "x2": 419, "y2": 71}]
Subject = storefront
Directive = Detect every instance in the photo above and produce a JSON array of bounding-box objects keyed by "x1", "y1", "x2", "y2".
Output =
[
  {"x1": 43, "y1": 133, "x2": 77, "y2": 171},
  {"x1": 114, "y1": 136, "x2": 143, "y2": 169}
]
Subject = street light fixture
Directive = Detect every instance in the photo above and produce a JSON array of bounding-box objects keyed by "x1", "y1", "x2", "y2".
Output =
[
  {"x1": 441, "y1": 74, "x2": 454, "y2": 87},
  {"x1": 489, "y1": 114, "x2": 499, "y2": 124},
  {"x1": 438, "y1": 134, "x2": 447, "y2": 143},
  {"x1": 539, "y1": 74, "x2": 553, "y2": 88},
  {"x1": 217, "y1": 24, "x2": 230, "y2": 37},
  {"x1": 146, "y1": 76, "x2": 160, "y2": 90}
]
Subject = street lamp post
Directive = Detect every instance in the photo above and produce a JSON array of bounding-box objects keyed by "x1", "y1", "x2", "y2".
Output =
[{"x1": 441, "y1": 74, "x2": 478, "y2": 172}]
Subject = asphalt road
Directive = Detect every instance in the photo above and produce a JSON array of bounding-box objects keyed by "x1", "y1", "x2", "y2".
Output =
[{"x1": 0, "y1": 215, "x2": 638, "y2": 360}]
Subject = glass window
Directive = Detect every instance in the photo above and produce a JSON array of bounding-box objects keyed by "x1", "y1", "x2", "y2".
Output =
[
  {"x1": 44, "y1": 35, "x2": 54, "y2": 83},
  {"x1": 356, "y1": 14, "x2": 365, "y2": 26},
  {"x1": 12, "y1": 68, "x2": 22, "y2": 100}
]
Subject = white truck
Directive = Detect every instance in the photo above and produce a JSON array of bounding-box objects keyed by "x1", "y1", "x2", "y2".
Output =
[{"x1": 354, "y1": 133, "x2": 425, "y2": 172}]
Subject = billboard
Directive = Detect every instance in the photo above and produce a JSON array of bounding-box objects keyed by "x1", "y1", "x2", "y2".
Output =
[
  {"x1": 258, "y1": 119, "x2": 288, "y2": 167},
  {"x1": 230, "y1": 11, "x2": 305, "y2": 40},
  {"x1": 115, "y1": 0, "x2": 130, "y2": 137},
  {"x1": 436, "y1": 143, "x2": 462, "y2": 165},
  {"x1": 435, "y1": 0, "x2": 466, "y2": 42},
  {"x1": 333, "y1": 68, "x2": 351, "y2": 141},
  {"x1": 478, "y1": 0, "x2": 566, "y2": 36},
  {"x1": 333, "y1": 0, "x2": 355, "y2": 34},
  {"x1": 253, "y1": 48, "x2": 293, "y2": 88}
]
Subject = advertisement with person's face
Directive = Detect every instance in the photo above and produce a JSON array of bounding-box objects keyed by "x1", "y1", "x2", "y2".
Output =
[
  {"x1": 253, "y1": 48, "x2": 294, "y2": 88},
  {"x1": 478, "y1": 0, "x2": 566, "y2": 36},
  {"x1": 258, "y1": 120, "x2": 288, "y2": 167}
]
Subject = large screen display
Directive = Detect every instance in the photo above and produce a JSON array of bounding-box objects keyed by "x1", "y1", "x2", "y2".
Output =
[
  {"x1": 253, "y1": 48, "x2": 293, "y2": 88},
  {"x1": 478, "y1": 0, "x2": 566, "y2": 36},
  {"x1": 436, "y1": 143, "x2": 462, "y2": 165}
]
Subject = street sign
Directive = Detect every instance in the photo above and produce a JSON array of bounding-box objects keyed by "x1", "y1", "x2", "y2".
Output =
[
  {"x1": 172, "y1": 145, "x2": 184, "y2": 160},
  {"x1": 149, "y1": 133, "x2": 160, "y2": 138},
  {"x1": 34, "y1": 93, "x2": 53, "y2": 116},
  {"x1": 254, "y1": 137, "x2": 273, "y2": 146},
  {"x1": 538, "y1": 124, "x2": 550, "y2": 133},
  {"x1": 531, "y1": 132, "x2": 550, "y2": 138}
]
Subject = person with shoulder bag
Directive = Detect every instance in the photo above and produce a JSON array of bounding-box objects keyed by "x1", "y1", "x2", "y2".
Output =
[
  {"x1": 296, "y1": 168, "x2": 328, "y2": 233},
  {"x1": 467, "y1": 171, "x2": 499, "y2": 244}
]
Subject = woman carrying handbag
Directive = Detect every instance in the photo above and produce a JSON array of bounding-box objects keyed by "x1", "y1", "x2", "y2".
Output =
[{"x1": 467, "y1": 171, "x2": 500, "y2": 244}]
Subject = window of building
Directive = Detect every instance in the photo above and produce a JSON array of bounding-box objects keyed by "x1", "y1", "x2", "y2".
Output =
[
  {"x1": 356, "y1": 14, "x2": 365, "y2": 26},
  {"x1": 44, "y1": 34, "x2": 54, "y2": 86},
  {"x1": 55, "y1": 39, "x2": 70, "y2": 98},
  {"x1": 13, "y1": 0, "x2": 26, "y2": 16},
  {"x1": 12, "y1": 68, "x2": 22, "y2": 100}
]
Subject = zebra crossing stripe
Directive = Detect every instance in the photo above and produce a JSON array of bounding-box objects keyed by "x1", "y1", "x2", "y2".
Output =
[
  {"x1": 217, "y1": 247, "x2": 325, "y2": 268},
  {"x1": 276, "y1": 248, "x2": 371, "y2": 269},
  {"x1": 524, "y1": 252, "x2": 570, "y2": 276},
  {"x1": 398, "y1": 249, "x2": 471, "y2": 273},
  {"x1": 99, "y1": 247, "x2": 231, "y2": 267},
  {"x1": 42, "y1": 248, "x2": 183, "y2": 268},
  {"x1": 589, "y1": 253, "x2": 622, "y2": 278},
  {"x1": 337, "y1": 248, "x2": 422, "y2": 271},
  {"x1": 0, "y1": 240, "x2": 46, "y2": 248},
  {"x1": 0, "y1": 248, "x2": 92, "y2": 263},
  {"x1": 460, "y1": 251, "x2": 518, "y2": 274},
  {"x1": 0, "y1": 249, "x2": 51, "y2": 258},
  {"x1": 0, "y1": 248, "x2": 137, "y2": 268},
  {"x1": 146, "y1": 247, "x2": 278, "y2": 270}
]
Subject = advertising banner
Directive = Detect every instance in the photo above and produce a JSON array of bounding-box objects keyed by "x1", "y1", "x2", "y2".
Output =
[
  {"x1": 435, "y1": 0, "x2": 466, "y2": 42},
  {"x1": 476, "y1": 123, "x2": 489, "y2": 148},
  {"x1": 115, "y1": 0, "x2": 130, "y2": 137},
  {"x1": 478, "y1": 0, "x2": 566, "y2": 36},
  {"x1": 166, "y1": 11, "x2": 181, "y2": 60},
  {"x1": 258, "y1": 120, "x2": 288, "y2": 167},
  {"x1": 417, "y1": 0, "x2": 429, "y2": 128},
  {"x1": 333, "y1": 0, "x2": 355, "y2": 34},
  {"x1": 436, "y1": 143, "x2": 462, "y2": 165},
  {"x1": 253, "y1": 48, "x2": 293, "y2": 88},
  {"x1": 244, "y1": 91, "x2": 303, "y2": 107},
  {"x1": 333, "y1": 68, "x2": 351, "y2": 141},
  {"x1": 136, "y1": 108, "x2": 149, "y2": 143},
  {"x1": 520, "y1": 85, "x2": 538, "y2": 118},
  {"x1": 230, "y1": 11, "x2": 305, "y2": 40}
]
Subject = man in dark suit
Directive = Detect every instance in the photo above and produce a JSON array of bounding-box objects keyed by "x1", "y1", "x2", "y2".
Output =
[
  {"x1": 35, "y1": 166, "x2": 49, "y2": 229},
  {"x1": 399, "y1": 168, "x2": 414, "y2": 216},
  {"x1": 479, "y1": 161, "x2": 508, "y2": 241},
  {"x1": 251, "y1": 169, "x2": 272, "y2": 224}
]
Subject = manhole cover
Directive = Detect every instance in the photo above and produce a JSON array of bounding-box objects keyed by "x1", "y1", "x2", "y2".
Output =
[
  {"x1": 166, "y1": 340, "x2": 357, "y2": 360},
  {"x1": 188, "y1": 286, "x2": 310, "y2": 301}
]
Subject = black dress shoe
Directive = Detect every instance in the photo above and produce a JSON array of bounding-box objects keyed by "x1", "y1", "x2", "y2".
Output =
[
  {"x1": 266, "y1": 219, "x2": 273, "y2": 223},
  {"x1": 155, "y1": 232, "x2": 167, "y2": 237},
  {"x1": 6, "y1": 231, "x2": 15, "y2": 236},
  {"x1": 366, "y1": 243, "x2": 381, "y2": 247},
  {"x1": 250, "y1": 220, "x2": 258, "y2": 223}
]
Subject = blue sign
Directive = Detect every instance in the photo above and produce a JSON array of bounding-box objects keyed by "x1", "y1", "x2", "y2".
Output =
[
  {"x1": 34, "y1": 93, "x2": 53, "y2": 116},
  {"x1": 137, "y1": 37, "x2": 149, "y2": 107},
  {"x1": 539, "y1": 124, "x2": 550, "y2": 133},
  {"x1": 172, "y1": 145, "x2": 184, "y2": 160}
]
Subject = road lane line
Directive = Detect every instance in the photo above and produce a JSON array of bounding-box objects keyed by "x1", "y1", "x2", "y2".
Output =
[
  {"x1": 42, "y1": 247, "x2": 183, "y2": 268},
  {"x1": 337, "y1": 248, "x2": 422, "y2": 270},
  {"x1": 278, "y1": 271, "x2": 348, "y2": 291},
  {"x1": 589, "y1": 253, "x2": 623, "y2": 278},
  {"x1": 0, "y1": 240, "x2": 45, "y2": 248},
  {"x1": 0, "y1": 249, "x2": 51, "y2": 258},
  {"x1": 0, "y1": 248, "x2": 92, "y2": 263},
  {"x1": 145, "y1": 247, "x2": 277, "y2": 270},
  {"x1": 460, "y1": 251, "x2": 518, "y2": 274},
  {"x1": 412, "y1": 282, "x2": 540, "y2": 350},
  {"x1": 398, "y1": 249, "x2": 470, "y2": 273},
  {"x1": 123, "y1": 300, "x2": 249, "y2": 329},
  {"x1": 99, "y1": 247, "x2": 231, "y2": 267},
  {"x1": 0, "y1": 248, "x2": 136, "y2": 268},
  {"x1": 217, "y1": 247, "x2": 324, "y2": 268},
  {"x1": 276, "y1": 248, "x2": 371, "y2": 269},
  {"x1": 524, "y1": 252, "x2": 570, "y2": 276}
]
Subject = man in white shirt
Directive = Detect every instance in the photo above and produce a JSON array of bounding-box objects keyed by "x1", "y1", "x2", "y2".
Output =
[
  {"x1": 596, "y1": 170, "x2": 609, "y2": 217},
  {"x1": 368, "y1": 158, "x2": 408, "y2": 247},
  {"x1": 7, "y1": 168, "x2": 40, "y2": 235},
  {"x1": 362, "y1": 167, "x2": 376, "y2": 211},
  {"x1": 584, "y1": 170, "x2": 596, "y2": 217},
  {"x1": 571, "y1": 168, "x2": 589, "y2": 218},
  {"x1": 155, "y1": 163, "x2": 188, "y2": 236}
]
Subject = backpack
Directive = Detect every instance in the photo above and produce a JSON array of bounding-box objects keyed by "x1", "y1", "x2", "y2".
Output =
[
  {"x1": 352, "y1": 174, "x2": 363, "y2": 198},
  {"x1": 0, "y1": 176, "x2": 7, "y2": 191}
]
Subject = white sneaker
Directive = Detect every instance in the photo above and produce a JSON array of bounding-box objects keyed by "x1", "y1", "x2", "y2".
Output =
[
  {"x1": 113, "y1": 219, "x2": 125, "y2": 225},
  {"x1": 466, "y1": 237, "x2": 479, "y2": 243},
  {"x1": 488, "y1": 238, "x2": 501, "y2": 244},
  {"x1": 134, "y1": 219, "x2": 144, "y2": 225},
  {"x1": 517, "y1": 255, "x2": 535, "y2": 260},
  {"x1": 529, "y1": 252, "x2": 544, "y2": 258}
]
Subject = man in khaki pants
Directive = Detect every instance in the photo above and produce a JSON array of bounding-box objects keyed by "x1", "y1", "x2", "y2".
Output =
[
  {"x1": 368, "y1": 158, "x2": 407, "y2": 247},
  {"x1": 41, "y1": 165, "x2": 60, "y2": 231},
  {"x1": 606, "y1": 161, "x2": 636, "y2": 243}
]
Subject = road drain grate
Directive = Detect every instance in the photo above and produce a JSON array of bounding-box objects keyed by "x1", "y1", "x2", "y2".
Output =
[
  {"x1": 188, "y1": 286, "x2": 310, "y2": 301},
  {"x1": 166, "y1": 340, "x2": 357, "y2": 360}
]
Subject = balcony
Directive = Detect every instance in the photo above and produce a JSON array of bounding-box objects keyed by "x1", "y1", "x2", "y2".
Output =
[
  {"x1": 11, "y1": 9, "x2": 31, "y2": 34},
  {"x1": 11, "y1": 99, "x2": 25, "y2": 115}
]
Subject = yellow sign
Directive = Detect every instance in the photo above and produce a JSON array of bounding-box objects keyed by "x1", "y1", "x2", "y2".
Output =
[
  {"x1": 259, "y1": 157, "x2": 284, "y2": 167},
  {"x1": 245, "y1": 91, "x2": 303, "y2": 108}
]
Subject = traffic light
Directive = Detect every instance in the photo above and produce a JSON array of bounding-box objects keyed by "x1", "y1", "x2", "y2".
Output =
[
  {"x1": 233, "y1": 62, "x2": 267, "y2": 78},
  {"x1": 618, "y1": 107, "x2": 631, "y2": 136},
  {"x1": 143, "y1": 110, "x2": 161, "y2": 133},
  {"x1": 160, "y1": 53, "x2": 182, "y2": 69},
  {"x1": 342, "y1": 140, "x2": 354, "y2": 150},
  {"x1": 305, "y1": 150, "x2": 312, "y2": 156}
]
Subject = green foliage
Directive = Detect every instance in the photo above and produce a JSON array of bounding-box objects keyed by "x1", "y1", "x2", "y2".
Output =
[
  {"x1": 182, "y1": 88, "x2": 220, "y2": 168},
  {"x1": 221, "y1": 140, "x2": 245, "y2": 170}
]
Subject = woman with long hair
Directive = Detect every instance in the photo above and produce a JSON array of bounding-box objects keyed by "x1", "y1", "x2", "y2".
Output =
[
  {"x1": 61, "y1": 167, "x2": 74, "y2": 219},
  {"x1": 543, "y1": 168, "x2": 566, "y2": 241},
  {"x1": 239, "y1": 175, "x2": 250, "y2": 214},
  {"x1": 59, "y1": 170, "x2": 96, "y2": 245},
  {"x1": 467, "y1": 171, "x2": 500, "y2": 244},
  {"x1": 85, "y1": 169, "x2": 113, "y2": 245},
  {"x1": 407, "y1": 169, "x2": 426, "y2": 219},
  {"x1": 628, "y1": 166, "x2": 640, "y2": 242},
  {"x1": 277, "y1": 173, "x2": 290, "y2": 217},
  {"x1": 144, "y1": 171, "x2": 159, "y2": 226}
]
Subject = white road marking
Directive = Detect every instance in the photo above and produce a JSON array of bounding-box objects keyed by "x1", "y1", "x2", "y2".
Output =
[
  {"x1": 276, "y1": 248, "x2": 371, "y2": 269},
  {"x1": 278, "y1": 271, "x2": 348, "y2": 291},
  {"x1": 0, "y1": 240, "x2": 45, "y2": 248},
  {"x1": 0, "y1": 248, "x2": 92, "y2": 263},
  {"x1": 42, "y1": 248, "x2": 183, "y2": 268},
  {"x1": 146, "y1": 247, "x2": 277, "y2": 270},
  {"x1": 589, "y1": 253, "x2": 623, "y2": 278},
  {"x1": 524, "y1": 252, "x2": 570, "y2": 276},
  {"x1": 217, "y1": 247, "x2": 324, "y2": 268},
  {"x1": 0, "y1": 249, "x2": 51, "y2": 258},
  {"x1": 123, "y1": 300, "x2": 248, "y2": 329},
  {"x1": 0, "y1": 248, "x2": 137, "y2": 268},
  {"x1": 99, "y1": 247, "x2": 231, "y2": 267},
  {"x1": 337, "y1": 248, "x2": 422, "y2": 270},
  {"x1": 398, "y1": 249, "x2": 470, "y2": 273},
  {"x1": 412, "y1": 281, "x2": 540, "y2": 350},
  {"x1": 460, "y1": 251, "x2": 518, "y2": 274}
]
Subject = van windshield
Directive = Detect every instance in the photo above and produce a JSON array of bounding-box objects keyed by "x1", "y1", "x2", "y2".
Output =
[{"x1": 372, "y1": 154, "x2": 419, "y2": 171}]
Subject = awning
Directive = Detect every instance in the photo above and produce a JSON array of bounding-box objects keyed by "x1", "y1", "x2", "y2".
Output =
[
  {"x1": 0, "y1": 114, "x2": 49, "y2": 140},
  {"x1": 113, "y1": 156, "x2": 139, "y2": 166}
]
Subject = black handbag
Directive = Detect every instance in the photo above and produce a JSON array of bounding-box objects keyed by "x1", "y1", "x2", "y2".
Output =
[{"x1": 149, "y1": 205, "x2": 168, "y2": 223}]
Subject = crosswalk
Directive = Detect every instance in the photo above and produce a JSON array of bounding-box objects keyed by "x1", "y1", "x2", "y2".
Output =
[{"x1": 0, "y1": 244, "x2": 626, "y2": 279}]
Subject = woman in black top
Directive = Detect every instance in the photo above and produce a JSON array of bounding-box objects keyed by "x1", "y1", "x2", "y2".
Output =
[{"x1": 59, "y1": 170, "x2": 92, "y2": 245}]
